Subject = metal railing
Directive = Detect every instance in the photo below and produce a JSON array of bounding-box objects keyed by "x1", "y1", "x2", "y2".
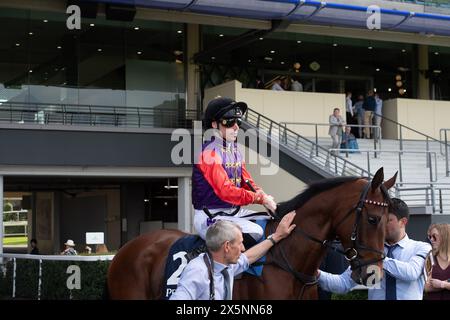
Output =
[
  {"x1": 379, "y1": 114, "x2": 449, "y2": 175},
  {"x1": 0, "y1": 101, "x2": 199, "y2": 129},
  {"x1": 439, "y1": 128, "x2": 450, "y2": 176},
  {"x1": 328, "y1": 149, "x2": 438, "y2": 183},
  {"x1": 280, "y1": 122, "x2": 382, "y2": 157},
  {"x1": 394, "y1": 182, "x2": 450, "y2": 214},
  {"x1": 244, "y1": 108, "x2": 450, "y2": 213},
  {"x1": 244, "y1": 108, "x2": 373, "y2": 178}
]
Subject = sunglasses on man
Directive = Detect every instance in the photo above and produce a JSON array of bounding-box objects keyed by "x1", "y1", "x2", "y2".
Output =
[{"x1": 220, "y1": 118, "x2": 242, "y2": 128}]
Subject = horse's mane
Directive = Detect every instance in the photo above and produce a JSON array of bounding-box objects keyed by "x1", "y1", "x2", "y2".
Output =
[{"x1": 276, "y1": 176, "x2": 361, "y2": 217}]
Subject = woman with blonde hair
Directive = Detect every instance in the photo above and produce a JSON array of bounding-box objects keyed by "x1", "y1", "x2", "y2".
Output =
[{"x1": 424, "y1": 223, "x2": 450, "y2": 300}]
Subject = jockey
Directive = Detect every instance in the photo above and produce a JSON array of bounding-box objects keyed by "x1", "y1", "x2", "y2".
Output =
[{"x1": 192, "y1": 97, "x2": 277, "y2": 247}]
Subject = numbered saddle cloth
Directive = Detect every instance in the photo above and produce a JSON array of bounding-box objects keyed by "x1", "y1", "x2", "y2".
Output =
[{"x1": 162, "y1": 235, "x2": 205, "y2": 299}]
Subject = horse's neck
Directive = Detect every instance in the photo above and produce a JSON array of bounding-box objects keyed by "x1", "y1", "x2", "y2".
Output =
[{"x1": 267, "y1": 210, "x2": 330, "y2": 276}]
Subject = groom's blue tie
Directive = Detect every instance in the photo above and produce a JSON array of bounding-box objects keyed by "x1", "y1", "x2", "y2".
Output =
[{"x1": 385, "y1": 244, "x2": 398, "y2": 300}]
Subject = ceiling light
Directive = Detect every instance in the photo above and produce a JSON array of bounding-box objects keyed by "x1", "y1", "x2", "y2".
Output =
[
  {"x1": 434, "y1": 52, "x2": 439, "y2": 55},
  {"x1": 137, "y1": 51, "x2": 142, "y2": 55},
  {"x1": 374, "y1": 88, "x2": 377, "y2": 92},
  {"x1": 270, "y1": 50, "x2": 275, "y2": 54},
  {"x1": 177, "y1": 30, "x2": 183, "y2": 34},
  {"x1": 134, "y1": 27, "x2": 139, "y2": 30},
  {"x1": 281, "y1": 61, "x2": 285, "y2": 65},
  {"x1": 344, "y1": 65, "x2": 349, "y2": 69},
  {"x1": 402, "y1": 49, "x2": 406, "y2": 53},
  {"x1": 259, "y1": 37, "x2": 264, "y2": 41},
  {"x1": 28, "y1": 32, "x2": 33, "y2": 35},
  {"x1": 297, "y1": 40, "x2": 302, "y2": 44},
  {"x1": 43, "y1": 19, "x2": 48, "y2": 23},
  {"x1": 219, "y1": 34, "x2": 224, "y2": 37},
  {"x1": 433, "y1": 69, "x2": 442, "y2": 74},
  {"x1": 90, "y1": 23, "x2": 95, "y2": 27},
  {"x1": 248, "y1": 59, "x2": 251, "y2": 63},
  {"x1": 388, "y1": 88, "x2": 392, "y2": 92},
  {"x1": 97, "y1": 48, "x2": 102, "y2": 52},
  {"x1": 29, "y1": 70, "x2": 33, "y2": 73},
  {"x1": 15, "y1": 43, "x2": 20, "y2": 47},
  {"x1": 333, "y1": 43, "x2": 338, "y2": 47},
  {"x1": 211, "y1": 56, "x2": 216, "y2": 60},
  {"x1": 376, "y1": 68, "x2": 380, "y2": 72},
  {"x1": 57, "y1": 46, "x2": 62, "y2": 49},
  {"x1": 368, "y1": 46, "x2": 373, "y2": 50}
]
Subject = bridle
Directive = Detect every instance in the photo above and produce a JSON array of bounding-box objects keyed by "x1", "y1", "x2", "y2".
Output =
[{"x1": 267, "y1": 178, "x2": 391, "y2": 298}]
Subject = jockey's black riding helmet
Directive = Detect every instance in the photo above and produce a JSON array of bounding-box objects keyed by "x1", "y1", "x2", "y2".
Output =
[{"x1": 203, "y1": 97, "x2": 248, "y2": 129}]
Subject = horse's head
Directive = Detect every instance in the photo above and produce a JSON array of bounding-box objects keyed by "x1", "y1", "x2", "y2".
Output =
[{"x1": 336, "y1": 167, "x2": 397, "y2": 286}]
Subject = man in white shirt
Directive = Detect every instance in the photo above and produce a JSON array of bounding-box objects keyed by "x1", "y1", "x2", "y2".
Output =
[
  {"x1": 291, "y1": 76, "x2": 303, "y2": 92},
  {"x1": 170, "y1": 211, "x2": 296, "y2": 300},
  {"x1": 374, "y1": 94, "x2": 383, "y2": 139},
  {"x1": 271, "y1": 78, "x2": 284, "y2": 91},
  {"x1": 318, "y1": 198, "x2": 431, "y2": 300}
]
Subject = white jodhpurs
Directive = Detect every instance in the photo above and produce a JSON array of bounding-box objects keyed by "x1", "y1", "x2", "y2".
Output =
[{"x1": 194, "y1": 207, "x2": 272, "y2": 241}]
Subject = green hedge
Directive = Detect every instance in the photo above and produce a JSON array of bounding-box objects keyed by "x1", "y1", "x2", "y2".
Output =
[{"x1": 0, "y1": 259, "x2": 111, "y2": 300}]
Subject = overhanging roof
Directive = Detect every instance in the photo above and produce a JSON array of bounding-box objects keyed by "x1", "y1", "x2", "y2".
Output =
[{"x1": 97, "y1": 0, "x2": 450, "y2": 36}]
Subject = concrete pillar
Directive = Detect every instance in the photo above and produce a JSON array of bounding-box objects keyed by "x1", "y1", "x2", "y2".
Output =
[
  {"x1": 186, "y1": 24, "x2": 200, "y2": 114},
  {"x1": 177, "y1": 177, "x2": 192, "y2": 233},
  {"x1": 0, "y1": 176, "x2": 3, "y2": 264},
  {"x1": 418, "y1": 45, "x2": 430, "y2": 100}
]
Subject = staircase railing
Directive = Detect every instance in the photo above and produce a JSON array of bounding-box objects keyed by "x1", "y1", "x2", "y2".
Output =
[
  {"x1": 328, "y1": 149, "x2": 438, "y2": 182},
  {"x1": 379, "y1": 114, "x2": 450, "y2": 176},
  {"x1": 394, "y1": 182, "x2": 450, "y2": 214},
  {"x1": 439, "y1": 128, "x2": 450, "y2": 176},
  {"x1": 244, "y1": 108, "x2": 372, "y2": 178},
  {"x1": 280, "y1": 122, "x2": 382, "y2": 157}
]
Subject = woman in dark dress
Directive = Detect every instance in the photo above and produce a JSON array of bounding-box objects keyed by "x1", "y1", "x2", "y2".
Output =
[{"x1": 424, "y1": 224, "x2": 450, "y2": 300}]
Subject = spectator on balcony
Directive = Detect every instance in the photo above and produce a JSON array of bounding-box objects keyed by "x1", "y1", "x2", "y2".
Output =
[
  {"x1": 363, "y1": 90, "x2": 376, "y2": 139},
  {"x1": 291, "y1": 76, "x2": 303, "y2": 92},
  {"x1": 61, "y1": 239, "x2": 78, "y2": 255},
  {"x1": 340, "y1": 126, "x2": 359, "y2": 153},
  {"x1": 354, "y1": 95, "x2": 365, "y2": 138},
  {"x1": 374, "y1": 93, "x2": 383, "y2": 139},
  {"x1": 271, "y1": 78, "x2": 284, "y2": 91},
  {"x1": 328, "y1": 108, "x2": 346, "y2": 155},
  {"x1": 29, "y1": 238, "x2": 39, "y2": 255}
]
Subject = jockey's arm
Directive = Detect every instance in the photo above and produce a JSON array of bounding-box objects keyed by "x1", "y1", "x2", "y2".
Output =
[{"x1": 197, "y1": 150, "x2": 265, "y2": 206}]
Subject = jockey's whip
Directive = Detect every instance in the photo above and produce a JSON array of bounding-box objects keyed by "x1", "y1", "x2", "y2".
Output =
[
  {"x1": 244, "y1": 179, "x2": 256, "y2": 192},
  {"x1": 245, "y1": 179, "x2": 278, "y2": 219}
]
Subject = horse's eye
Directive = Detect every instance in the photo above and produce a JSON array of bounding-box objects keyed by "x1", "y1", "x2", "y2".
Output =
[{"x1": 368, "y1": 216, "x2": 379, "y2": 225}]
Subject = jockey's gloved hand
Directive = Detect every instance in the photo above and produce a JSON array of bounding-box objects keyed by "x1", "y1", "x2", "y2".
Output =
[{"x1": 262, "y1": 194, "x2": 277, "y2": 217}]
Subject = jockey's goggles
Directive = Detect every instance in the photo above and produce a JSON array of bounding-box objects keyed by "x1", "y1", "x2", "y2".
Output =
[{"x1": 219, "y1": 117, "x2": 242, "y2": 128}]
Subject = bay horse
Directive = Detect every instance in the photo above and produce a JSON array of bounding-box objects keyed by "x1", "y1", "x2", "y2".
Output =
[{"x1": 107, "y1": 167, "x2": 397, "y2": 299}]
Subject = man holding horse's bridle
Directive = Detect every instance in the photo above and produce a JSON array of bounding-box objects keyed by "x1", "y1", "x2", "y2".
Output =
[
  {"x1": 192, "y1": 96, "x2": 277, "y2": 248},
  {"x1": 317, "y1": 198, "x2": 431, "y2": 300}
]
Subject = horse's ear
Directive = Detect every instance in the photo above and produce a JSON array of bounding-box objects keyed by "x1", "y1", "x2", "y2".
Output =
[
  {"x1": 383, "y1": 171, "x2": 398, "y2": 190},
  {"x1": 371, "y1": 167, "x2": 384, "y2": 191}
]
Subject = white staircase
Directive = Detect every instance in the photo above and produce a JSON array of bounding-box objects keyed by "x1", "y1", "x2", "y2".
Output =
[{"x1": 315, "y1": 137, "x2": 450, "y2": 213}]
